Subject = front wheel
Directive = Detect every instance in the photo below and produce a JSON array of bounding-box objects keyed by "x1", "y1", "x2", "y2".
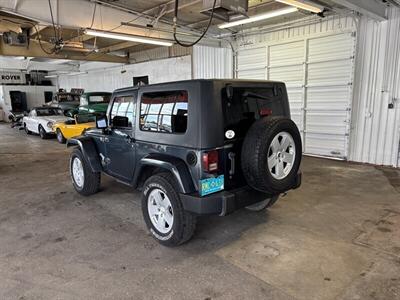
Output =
[
  {"x1": 142, "y1": 173, "x2": 196, "y2": 247},
  {"x1": 56, "y1": 129, "x2": 66, "y2": 144},
  {"x1": 24, "y1": 123, "x2": 31, "y2": 135},
  {"x1": 38, "y1": 125, "x2": 48, "y2": 139},
  {"x1": 70, "y1": 148, "x2": 101, "y2": 196}
]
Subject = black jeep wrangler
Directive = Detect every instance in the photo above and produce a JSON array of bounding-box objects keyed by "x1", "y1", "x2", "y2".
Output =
[{"x1": 67, "y1": 79, "x2": 302, "y2": 246}]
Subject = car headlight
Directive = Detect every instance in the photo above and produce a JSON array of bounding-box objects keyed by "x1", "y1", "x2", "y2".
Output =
[{"x1": 47, "y1": 121, "x2": 53, "y2": 128}]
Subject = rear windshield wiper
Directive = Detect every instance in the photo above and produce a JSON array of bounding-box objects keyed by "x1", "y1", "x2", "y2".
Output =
[{"x1": 242, "y1": 91, "x2": 272, "y2": 101}]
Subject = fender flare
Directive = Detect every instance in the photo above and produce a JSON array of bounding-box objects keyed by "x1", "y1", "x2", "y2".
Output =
[
  {"x1": 67, "y1": 136, "x2": 102, "y2": 173},
  {"x1": 134, "y1": 154, "x2": 195, "y2": 194}
]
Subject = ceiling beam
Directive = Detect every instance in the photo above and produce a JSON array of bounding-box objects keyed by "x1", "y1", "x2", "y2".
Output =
[
  {"x1": 97, "y1": 41, "x2": 137, "y2": 53},
  {"x1": 0, "y1": 40, "x2": 129, "y2": 63},
  {"x1": 91, "y1": 0, "x2": 204, "y2": 34},
  {"x1": 142, "y1": 0, "x2": 201, "y2": 19},
  {"x1": 30, "y1": 24, "x2": 48, "y2": 37},
  {"x1": 330, "y1": 0, "x2": 387, "y2": 20}
]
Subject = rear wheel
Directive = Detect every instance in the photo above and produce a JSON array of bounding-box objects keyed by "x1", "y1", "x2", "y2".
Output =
[
  {"x1": 38, "y1": 125, "x2": 48, "y2": 139},
  {"x1": 70, "y1": 148, "x2": 101, "y2": 196},
  {"x1": 56, "y1": 129, "x2": 66, "y2": 144},
  {"x1": 241, "y1": 116, "x2": 302, "y2": 194},
  {"x1": 142, "y1": 173, "x2": 196, "y2": 247}
]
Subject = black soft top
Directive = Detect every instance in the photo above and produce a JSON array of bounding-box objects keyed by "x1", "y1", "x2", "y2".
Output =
[
  {"x1": 113, "y1": 79, "x2": 285, "y2": 94},
  {"x1": 112, "y1": 79, "x2": 289, "y2": 149}
]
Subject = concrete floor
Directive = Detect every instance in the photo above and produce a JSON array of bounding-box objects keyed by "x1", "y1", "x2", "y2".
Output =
[{"x1": 0, "y1": 123, "x2": 400, "y2": 300}]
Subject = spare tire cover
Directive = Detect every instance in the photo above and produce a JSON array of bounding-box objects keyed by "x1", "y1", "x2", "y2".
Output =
[{"x1": 241, "y1": 116, "x2": 302, "y2": 194}]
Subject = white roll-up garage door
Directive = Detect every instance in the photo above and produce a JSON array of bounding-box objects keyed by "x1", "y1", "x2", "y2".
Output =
[{"x1": 237, "y1": 32, "x2": 356, "y2": 159}]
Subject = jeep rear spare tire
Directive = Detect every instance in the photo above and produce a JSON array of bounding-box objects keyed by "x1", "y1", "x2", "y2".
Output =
[{"x1": 241, "y1": 116, "x2": 302, "y2": 194}]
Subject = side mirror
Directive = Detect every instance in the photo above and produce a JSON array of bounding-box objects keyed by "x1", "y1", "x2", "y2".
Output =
[
  {"x1": 112, "y1": 116, "x2": 129, "y2": 128},
  {"x1": 96, "y1": 116, "x2": 108, "y2": 129}
]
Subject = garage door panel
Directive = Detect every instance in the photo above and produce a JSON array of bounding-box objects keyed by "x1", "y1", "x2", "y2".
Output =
[
  {"x1": 287, "y1": 88, "x2": 303, "y2": 130},
  {"x1": 306, "y1": 110, "x2": 348, "y2": 135},
  {"x1": 237, "y1": 47, "x2": 266, "y2": 71},
  {"x1": 270, "y1": 65, "x2": 303, "y2": 86},
  {"x1": 305, "y1": 133, "x2": 347, "y2": 157},
  {"x1": 237, "y1": 68, "x2": 266, "y2": 79},
  {"x1": 307, "y1": 86, "x2": 351, "y2": 110},
  {"x1": 237, "y1": 31, "x2": 355, "y2": 159},
  {"x1": 307, "y1": 60, "x2": 353, "y2": 86},
  {"x1": 308, "y1": 34, "x2": 354, "y2": 62},
  {"x1": 270, "y1": 41, "x2": 304, "y2": 66},
  {"x1": 287, "y1": 88, "x2": 303, "y2": 110}
]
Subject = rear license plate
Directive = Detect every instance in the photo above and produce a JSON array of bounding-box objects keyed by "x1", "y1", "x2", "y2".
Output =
[{"x1": 200, "y1": 175, "x2": 224, "y2": 196}]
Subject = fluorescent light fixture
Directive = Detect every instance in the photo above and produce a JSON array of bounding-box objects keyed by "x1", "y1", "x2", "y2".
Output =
[
  {"x1": 275, "y1": 0, "x2": 323, "y2": 13},
  {"x1": 85, "y1": 29, "x2": 173, "y2": 47},
  {"x1": 48, "y1": 59, "x2": 73, "y2": 64},
  {"x1": 66, "y1": 71, "x2": 88, "y2": 76},
  {"x1": 218, "y1": 7, "x2": 298, "y2": 29}
]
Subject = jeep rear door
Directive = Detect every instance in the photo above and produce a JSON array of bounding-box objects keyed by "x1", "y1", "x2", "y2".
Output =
[{"x1": 103, "y1": 91, "x2": 137, "y2": 182}]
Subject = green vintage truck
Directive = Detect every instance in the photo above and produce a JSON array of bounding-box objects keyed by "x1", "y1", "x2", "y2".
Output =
[
  {"x1": 76, "y1": 92, "x2": 112, "y2": 115},
  {"x1": 67, "y1": 92, "x2": 111, "y2": 117}
]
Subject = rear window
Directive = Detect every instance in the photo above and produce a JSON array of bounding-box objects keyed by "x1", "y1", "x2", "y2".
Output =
[
  {"x1": 222, "y1": 87, "x2": 284, "y2": 139},
  {"x1": 140, "y1": 90, "x2": 188, "y2": 134}
]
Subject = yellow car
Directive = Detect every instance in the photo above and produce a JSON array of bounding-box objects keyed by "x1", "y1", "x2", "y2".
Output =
[{"x1": 53, "y1": 114, "x2": 96, "y2": 143}]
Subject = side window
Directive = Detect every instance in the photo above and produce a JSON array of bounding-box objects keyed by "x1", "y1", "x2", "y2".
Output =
[
  {"x1": 140, "y1": 90, "x2": 188, "y2": 134},
  {"x1": 110, "y1": 95, "x2": 135, "y2": 128},
  {"x1": 80, "y1": 96, "x2": 88, "y2": 106}
]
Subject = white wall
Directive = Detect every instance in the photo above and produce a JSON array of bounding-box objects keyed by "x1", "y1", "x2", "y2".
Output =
[
  {"x1": 350, "y1": 7, "x2": 400, "y2": 167},
  {"x1": 192, "y1": 45, "x2": 233, "y2": 79},
  {"x1": 57, "y1": 56, "x2": 192, "y2": 92},
  {"x1": 0, "y1": 85, "x2": 57, "y2": 120},
  {"x1": 0, "y1": 57, "x2": 78, "y2": 72}
]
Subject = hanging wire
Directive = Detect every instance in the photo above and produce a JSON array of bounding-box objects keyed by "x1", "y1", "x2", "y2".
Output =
[
  {"x1": 90, "y1": 3, "x2": 97, "y2": 29},
  {"x1": 48, "y1": 0, "x2": 59, "y2": 41},
  {"x1": 173, "y1": 0, "x2": 217, "y2": 47}
]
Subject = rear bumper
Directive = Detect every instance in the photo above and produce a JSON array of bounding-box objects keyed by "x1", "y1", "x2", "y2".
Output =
[{"x1": 181, "y1": 172, "x2": 302, "y2": 216}]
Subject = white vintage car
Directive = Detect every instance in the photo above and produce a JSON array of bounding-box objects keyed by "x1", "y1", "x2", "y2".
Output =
[{"x1": 22, "y1": 107, "x2": 70, "y2": 139}]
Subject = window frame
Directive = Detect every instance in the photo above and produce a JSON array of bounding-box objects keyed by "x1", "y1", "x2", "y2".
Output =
[
  {"x1": 108, "y1": 92, "x2": 137, "y2": 130},
  {"x1": 139, "y1": 90, "x2": 188, "y2": 135}
]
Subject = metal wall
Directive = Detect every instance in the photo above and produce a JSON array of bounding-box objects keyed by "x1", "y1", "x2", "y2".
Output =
[
  {"x1": 236, "y1": 16, "x2": 357, "y2": 159},
  {"x1": 57, "y1": 56, "x2": 192, "y2": 92},
  {"x1": 192, "y1": 45, "x2": 233, "y2": 79},
  {"x1": 350, "y1": 7, "x2": 400, "y2": 167}
]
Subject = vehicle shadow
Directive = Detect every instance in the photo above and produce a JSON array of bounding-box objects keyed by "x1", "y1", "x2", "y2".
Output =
[{"x1": 182, "y1": 208, "x2": 272, "y2": 254}]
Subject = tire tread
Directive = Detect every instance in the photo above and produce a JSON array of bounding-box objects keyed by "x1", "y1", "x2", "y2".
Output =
[{"x1": 142, "y1": 172, "x2": 196, "y2": 246}]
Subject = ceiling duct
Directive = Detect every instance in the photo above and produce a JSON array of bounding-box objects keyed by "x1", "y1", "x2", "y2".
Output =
[
  {"x1": 201, "y1": 0, "x2": 248, "y2": 21},
  {"x1": 381, "y1": 0, "x2": 400, "y2": 7}
]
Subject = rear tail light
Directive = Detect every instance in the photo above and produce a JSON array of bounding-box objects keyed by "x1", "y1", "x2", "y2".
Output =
[
  {"x1": 260, "y1": 108, "x2": 272, "y2": 116},
  {"x1": 202, "y1": 150, "x2": 219, "y2": 172}
]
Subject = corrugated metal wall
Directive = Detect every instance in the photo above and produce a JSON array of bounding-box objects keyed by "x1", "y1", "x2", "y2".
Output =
[
  {"x1": 350, "y1": 7, "x2": 400, "y2": 167},
  {"x1": 235, "y1": 15, "x2": 356, "y2": 45},
  {"x1": 192, "y1": 45, "x2": 233, "y2": 79},
  {"x1": 58, "y1": 56, "x2": 192, "y2": 92},
  {"x1": 236, "y1": 16, "x2": 357, "y2": 159},
  {"x1": 129, "y1": 45, "x2": 192, "y2": 64}
]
